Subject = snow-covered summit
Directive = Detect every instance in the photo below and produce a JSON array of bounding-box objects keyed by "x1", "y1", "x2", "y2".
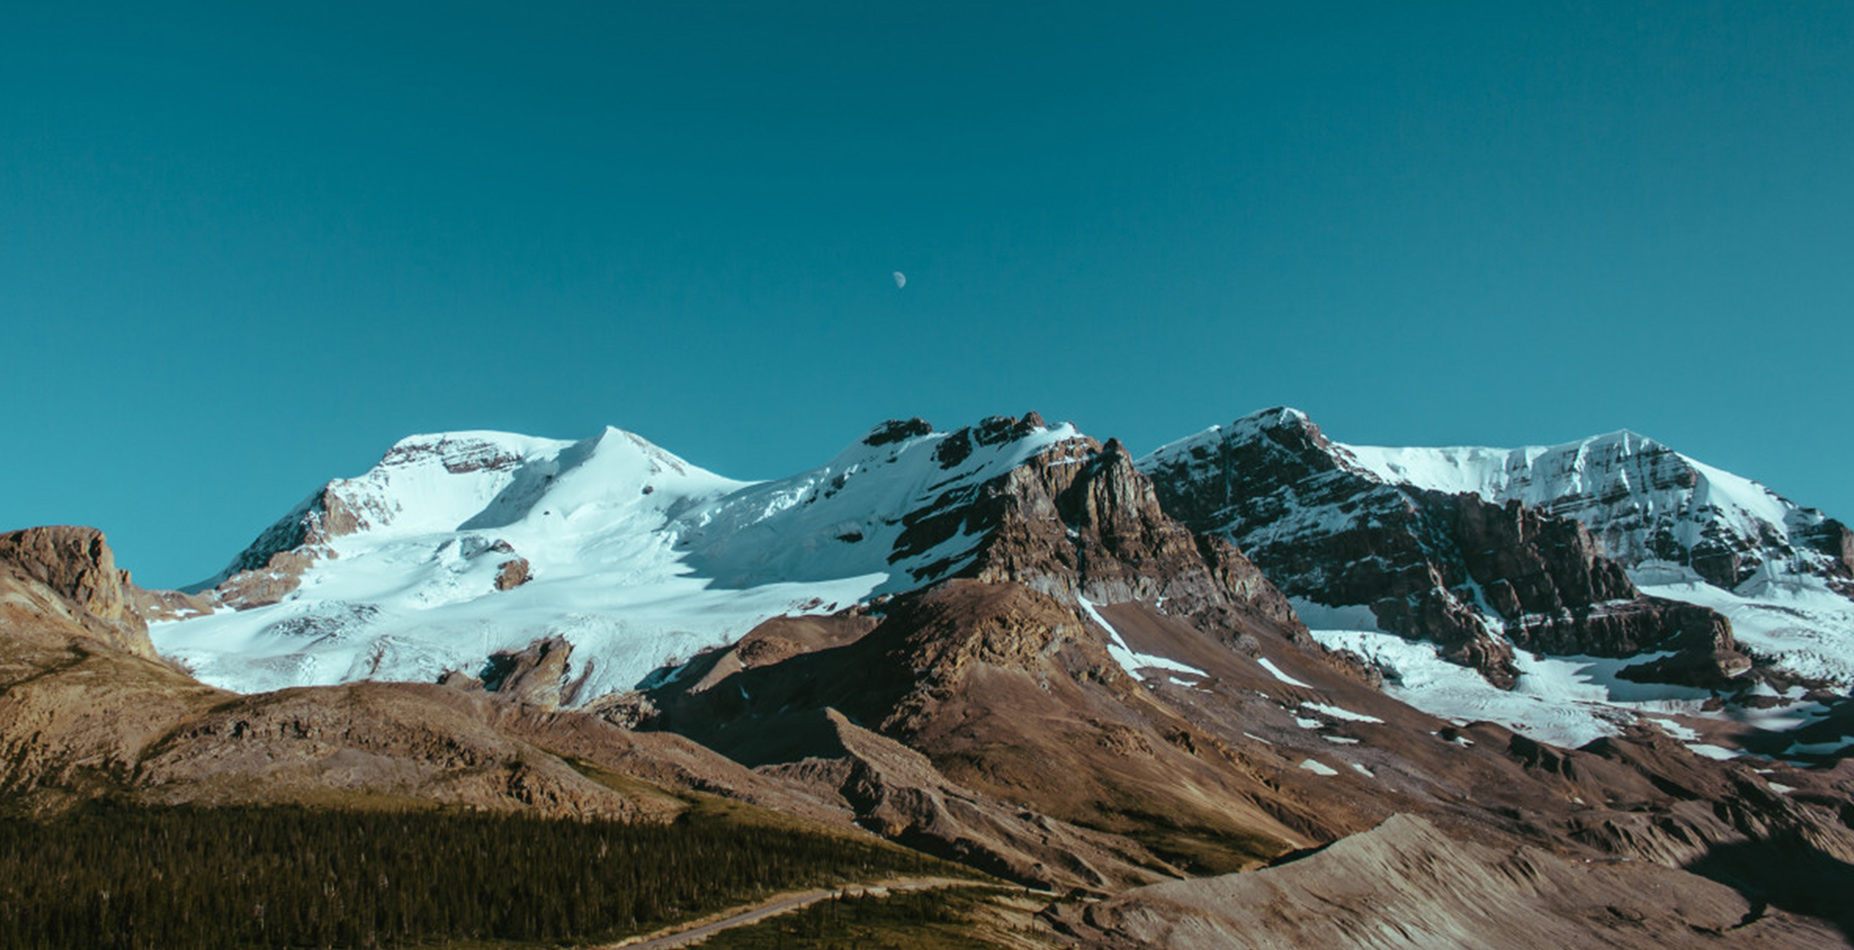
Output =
[
  {"x1": 1340, "y1": 426, "x2": 1854, "y2": 687},
  {"x1": 678, "y1": 414, "x2": 1080, "y2": 589},
  {"x1": 1342, "y1": 428, "x2": 1846, "y2": 592},
  {"x1": 1147, "y1": 409, "x2": 1849, "y2": 598},
  {"x1": 153, "y1": 414, "x2": 1088, "y2": 701},
  {"x1": 1142, "y1": 407, "x2": 1854, "y2": 690}
]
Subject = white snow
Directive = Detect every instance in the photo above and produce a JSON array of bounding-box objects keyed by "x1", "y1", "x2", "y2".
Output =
[
  {"x1": 1648, "y1": 718, "x2": 1701, "y2": 741},
  {"x1": 1144, "y1": 413, "x2": 1854, "y2": 706},
  {"x1": 1337, "y1": 428, "x2": 1854, "y2": 689},
  {"x1": 1784, "y1": 737, "x2": 1854, "y2": 757},
  {"x1": 1636, "y1": 575, "x2": 1854, "y2": 686},
  {"x1": 155, "y1": 418, "x2": 1095, "y2": 702},
  {"x1": 1078, "y1": 597, "x2": 1206, "y2": 680},
  {"x1": 1307, "y1": 610, "x2": 1715, "y2": 749},
  {"x1": 1300, "y1": 701, "x2": 1384, "y2": 724},
  {"x1": 1685, "y1": 743, "x2": 1741, "y2": 761},
  {"x1": 1256, "y1": 657, "x2": 1312, "y2": 688},
  {"x1": 1298, "y1": 759, "x2": 1339, "y2": 776}
]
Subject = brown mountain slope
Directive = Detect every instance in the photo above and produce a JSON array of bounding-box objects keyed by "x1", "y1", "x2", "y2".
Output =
[
  {"x1": 0, "y1": 527, "x2": 854, "y2": 828},
  {"x1": 640, "y1": 431, "x2": 1349, "y2": 887},
  {"x1": 632, "y1": 428, "x2": 1854, "y2": 927},
  {"x1": 1048, "y1": 813, "x2": 1843, "y2": 949},
  {"x1": 646, "y1": 581, "x2": 1327, "y2": 885},
  {"x1": 0, "y1": 526, "x2": 228, "y2": 812}
]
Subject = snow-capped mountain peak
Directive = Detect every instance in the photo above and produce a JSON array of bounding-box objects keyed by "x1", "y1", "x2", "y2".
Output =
[
  {"x1": 676, "y1": 413, "x2": 1083, "y2": 589},
  {"x1": 335, "y1": 426, "x2": 743, "y2": 541},
  {"x1": 153, "y1": 413, "x2": 1092, "y2": 701},
  {"x1": 1339, "y1": 427, "x2": 1846, "y2": 593},
  {"x1": 1141, "y1": 406, "x2": 1854, "y2": 699}
]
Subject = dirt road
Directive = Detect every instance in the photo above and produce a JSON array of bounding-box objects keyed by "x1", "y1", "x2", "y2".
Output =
[{"x1": 593, "y1": 877, "x2": 1007, "y2": 950}]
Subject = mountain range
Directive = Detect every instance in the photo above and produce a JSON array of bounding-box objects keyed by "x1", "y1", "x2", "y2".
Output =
[{"x1": 5, "y1": 406, "x2": 1853, "y2": 947}]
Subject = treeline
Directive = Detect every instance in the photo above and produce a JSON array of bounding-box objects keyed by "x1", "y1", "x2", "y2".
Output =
[{"x1": 0, "y1": 803, "x2": 935, "y2": 949}]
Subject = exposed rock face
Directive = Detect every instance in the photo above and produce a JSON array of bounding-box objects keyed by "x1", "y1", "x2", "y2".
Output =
[
  {"x1": 1367, "y1": 430, "x2": 1853, "y2": 595},
  {"x1": 476, "y1": 636, "x2": 576, "y2": 709},
  {"x1": 1800, "y1": 517, "x2": 1854, "y2": 596},
  {"x1": 895, "y1": 417, "x2": 1301, "y2": 636},
  {"x1": 862, "y1": 417, "x2": 935, "y2": 447},
  {"x1": 202, "y1": 484, "x2": 370, "y2": 609},
  {"x1": 1425, "y1": 490, "x2": 1742, "y2": 682},
  {"x1": 127, "y1": 586, "x2": 216, "y2": 623},
  {"x1": 645, "y1": 581, "x2": 1331, "y2": 887},
  {"x1": 1049, "y1": 813, "x2": 1842, "y2": 949},
  {"x1": 1139, "y1": 409, "x2": 1743, "y2": 687},
  {"x1": 1311, "y1": 422, "x2": 1853, "y2": 606},
  {"x1": 0, "y1": 526, "x2": 157, "y2": 659},
  {"x1": 493, "y1": 556, "x2": 532, "y2": 590}
]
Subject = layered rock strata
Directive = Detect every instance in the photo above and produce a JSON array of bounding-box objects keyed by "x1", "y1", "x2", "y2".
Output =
[{"x1": 1139, "y1": 409, "x2": 1745, "y2": 687}]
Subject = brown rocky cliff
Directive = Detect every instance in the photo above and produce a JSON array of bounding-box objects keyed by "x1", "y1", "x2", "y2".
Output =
[
  {"x1": 493, "y1": 556, "x2": 532, "y2": 590},
  {"x1": 892, "y1": 418, "x2": 1302, "y2": 639},
  {"x1": 0, "y1": 526, "x2": 157, "y2": 659},
  {"x1": 1426, "y1": 490, "x2": 1744, "y2": 682},
  {"x1": 205, "y1": 484, "x2": 374, "y2": 609},
  {"x1": 1798, "y1": 517, "x2": 1854, "y2": 597},
  {"x1": 462, "y1": 636, "x2": 578, "y2": 710},
  {"x1": 643, "y1": 580, "x2": 1325, "y2": 881},
  {"x1": 1142, "y1": 409, "x2": 1744, "y2": 689}
]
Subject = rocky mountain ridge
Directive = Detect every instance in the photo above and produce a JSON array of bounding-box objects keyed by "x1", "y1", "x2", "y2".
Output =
[
  {"x1": 152, "y1": 413, "x2": 1230, "y2": 702},
  {"x1": 1139, "y1": 408, "x2": 1853, "y2": 751},
  {"x1": 1137, "y1": 409, "x2": 1750, "y2": 689},
  {"x1": 143, "y1": 408, "x2": 1854, "y2": 765},
  {"x1": 7, "y1": 411, "x2": 1854, "y2": 945}
]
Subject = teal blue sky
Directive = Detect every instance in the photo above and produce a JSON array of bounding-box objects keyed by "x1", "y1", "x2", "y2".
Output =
[{"x1": 4, "y1": 2, "x2": 1851, "y2": 587}]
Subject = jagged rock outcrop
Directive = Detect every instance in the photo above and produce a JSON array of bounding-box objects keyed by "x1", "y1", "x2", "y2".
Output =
[
  {"x1": 474, "y1": 636, "x2": 578, "y2": 709},
  {"x1": 645, "y1": 580, "x2": 1329, "y2": 882},
  {"x1": 893, "y1": 415, "x2": 1301, "y2": 637},
  {"x1": 1139, "y1": 409, "x2": 1745, "y2": 687},
  {"x1": 200, "y1": 484, "x2": 374, "y2": 609},
  {"x1": 493, "y1": 555, "x2": 532, "y2": 590},
  {"x1": 1333, "y1": 429, "x2": 1854, "y2": 596},
  {"x1": 1798, "y1": 517, "x2": 1854, "y2": 597},
  {"x1": 0, "y1": 526, "x2": 158, "y2": 659}
]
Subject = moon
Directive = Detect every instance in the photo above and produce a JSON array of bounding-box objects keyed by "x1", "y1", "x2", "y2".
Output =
[{"x1": 892, "y1": 271, "x2": 906, "y2": 289}]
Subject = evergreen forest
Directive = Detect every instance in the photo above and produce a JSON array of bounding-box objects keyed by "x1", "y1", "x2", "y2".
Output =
[{"x1": 0, "y1": 802, "x2": 942, "y2": 949}]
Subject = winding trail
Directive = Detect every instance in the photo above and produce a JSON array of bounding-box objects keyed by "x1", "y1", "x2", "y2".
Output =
[{"x1": 589, "y1": 877, "x2": 1007, "y2": 950}]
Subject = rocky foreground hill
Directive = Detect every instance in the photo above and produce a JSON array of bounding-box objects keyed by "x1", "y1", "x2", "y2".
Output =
[{"x1": 4, "y1": 408, "x2": 1854, "y2": 946}]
